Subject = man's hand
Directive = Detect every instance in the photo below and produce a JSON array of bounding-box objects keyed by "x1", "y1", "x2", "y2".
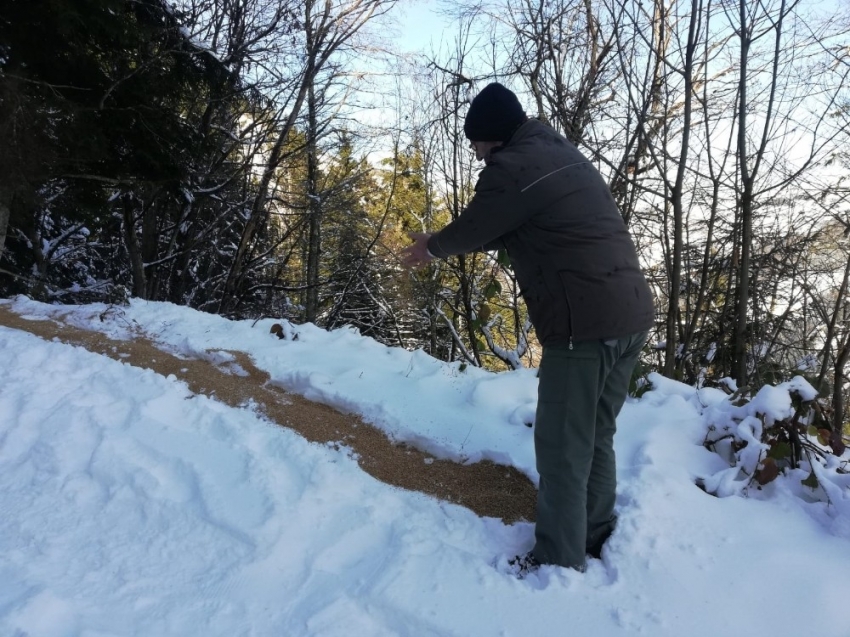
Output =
[{"x1": 401, "y1": 232, "x2": 434, "y2": 269}]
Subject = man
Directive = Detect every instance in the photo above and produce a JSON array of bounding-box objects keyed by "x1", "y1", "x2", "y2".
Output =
[{"x1": 401, "y1": 82, "x2": 654, "y2": 574}]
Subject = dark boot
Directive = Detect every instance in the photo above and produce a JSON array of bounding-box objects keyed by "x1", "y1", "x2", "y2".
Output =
[{"x1": 508, "y1": 552, "x2": 540, "y2": 579}]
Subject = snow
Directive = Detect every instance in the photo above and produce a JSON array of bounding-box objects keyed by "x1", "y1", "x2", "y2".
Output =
[{"x1": 1, "y1": 296, "x2": 848, "y2": 637}]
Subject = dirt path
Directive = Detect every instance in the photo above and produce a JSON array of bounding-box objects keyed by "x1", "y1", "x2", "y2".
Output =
[{"x1": 0, "y1": 306, "x2": 537, "y2": 524}]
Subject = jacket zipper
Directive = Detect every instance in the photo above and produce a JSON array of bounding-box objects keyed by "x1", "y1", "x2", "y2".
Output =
[{"x1": 563, "y1": 283, "x2": 575, "y2": 350}]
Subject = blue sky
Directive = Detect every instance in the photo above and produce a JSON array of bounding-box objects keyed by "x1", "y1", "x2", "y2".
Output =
[
  {"x1": 392, "y1": 0, "x2": 454, "y2": 53},
  {"x1": 388, "y1": 0, "x2": 847, "y2": 53}
]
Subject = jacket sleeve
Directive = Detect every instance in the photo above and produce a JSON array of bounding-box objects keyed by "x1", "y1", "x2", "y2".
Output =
[{"x1": 427, "y1": 163, "x2": 532, "y2": 259}]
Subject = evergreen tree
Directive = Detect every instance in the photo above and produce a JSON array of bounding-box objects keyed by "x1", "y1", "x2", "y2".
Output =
[{"x1": 0, "y1": 0, "x2": 242, "y2": 301}]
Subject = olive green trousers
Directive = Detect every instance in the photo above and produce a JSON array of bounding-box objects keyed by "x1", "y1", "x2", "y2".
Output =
[{"x1": 531, "y1": 331, "x2": 647, "y2": 571}]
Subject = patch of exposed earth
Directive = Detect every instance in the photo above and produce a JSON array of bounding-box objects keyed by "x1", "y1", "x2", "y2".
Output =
[{"x1": 0, "y1": 306, "x2": 536, "y2": 524}]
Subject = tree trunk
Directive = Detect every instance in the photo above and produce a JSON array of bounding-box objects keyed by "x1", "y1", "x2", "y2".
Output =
[
  {"x1": 305, "y1": 82, "x2": 321, "y2": 323},
  {"x1": 664, "y1": 0, "x2": 699, "y2": 378},
  {"x1": 0, "y1": 187, "x2": 10, "y2": 262},
  {"x1": 733, "y1": 0, "x2": 753, "y2": 385},
  {"x1": 833, "y1": 335, "x2": 850, "y2": 433},
  {"x1": 818, "y1": 252, "x2": 850, "y2": 390},
  {"x1": 122, "y1": 193, "x2": 148, "y2": 299},
  {"x1": 141, "y1": 198, "x2": 159, "y2": 299}
]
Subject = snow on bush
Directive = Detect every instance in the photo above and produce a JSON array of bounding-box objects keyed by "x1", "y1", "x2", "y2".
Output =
[{"x1": 648, "y1": 373, "x2": 850, "y2": 534}]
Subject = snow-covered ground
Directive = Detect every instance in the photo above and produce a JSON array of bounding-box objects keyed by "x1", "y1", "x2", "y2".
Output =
[{"x1": 1, "y1": 296, "x2": 848, "y2": 637}]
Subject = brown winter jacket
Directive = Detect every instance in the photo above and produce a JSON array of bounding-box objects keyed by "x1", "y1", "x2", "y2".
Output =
[{"x1": 427, "y1": 119, "x2": 655, "y2": 346}]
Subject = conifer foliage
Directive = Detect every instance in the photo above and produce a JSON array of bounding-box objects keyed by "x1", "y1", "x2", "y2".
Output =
[{"x1": 0, "y1": 0, "x2": 240, "y2": 302}]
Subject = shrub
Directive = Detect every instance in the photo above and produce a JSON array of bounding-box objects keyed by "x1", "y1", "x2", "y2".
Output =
[{"x1": 697, "y1": 377, "x2": 849, "y2": 508}]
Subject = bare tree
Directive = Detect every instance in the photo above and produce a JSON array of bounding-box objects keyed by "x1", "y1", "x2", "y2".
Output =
[{"x1": 218, "y1": 0, "x2": 397, "y2": 313}]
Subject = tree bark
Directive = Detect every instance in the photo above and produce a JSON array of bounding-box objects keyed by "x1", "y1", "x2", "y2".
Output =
[
  {"x1": 733, "y1": 0, "x2": 753, "y2": 385},
  {"x1": 305, "y1": 82, "x2": 321, "y2": 323},
  {"x1": 0, "y1": 188, "x2": 10, "y2": 262},
  {"x1": 663, "y1": 0, "x2": 699, "y2": 378},
  {"x1": 122, "y1": 193, "x2": 148, "y2": 300},
  {"x1": 833, "y1": 335, "x2": 850, "y2": 433}
]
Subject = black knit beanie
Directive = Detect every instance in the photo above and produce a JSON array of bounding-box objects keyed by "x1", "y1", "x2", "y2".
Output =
[{"x1": 464, "y1": 82, "x2": 527, "y2": 143}]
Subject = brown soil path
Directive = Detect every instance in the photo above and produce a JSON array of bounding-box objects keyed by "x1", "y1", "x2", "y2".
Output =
[{"x1": 0, "y1": 305, "x2": 537, "y2": 524}]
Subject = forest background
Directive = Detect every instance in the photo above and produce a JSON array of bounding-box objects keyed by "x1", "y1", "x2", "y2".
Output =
[{"x1": 2, "y1": 0, "x2": 850, "y2": 451}]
